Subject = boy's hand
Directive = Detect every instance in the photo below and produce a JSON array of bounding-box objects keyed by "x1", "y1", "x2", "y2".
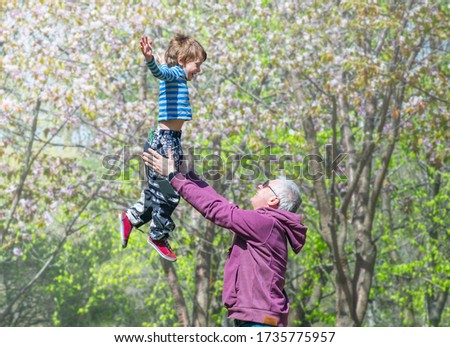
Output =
[{"x1": 140, "y1": 36, "x2": 153, "y2": 62}]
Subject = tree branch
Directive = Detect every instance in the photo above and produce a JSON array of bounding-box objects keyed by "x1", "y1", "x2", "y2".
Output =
[
  {"x1": 2, "y1": 98, "x2": 41, "y2": 244},
  {"x1": 0, "y1": 185, "x2": 102, "y2": 324}
]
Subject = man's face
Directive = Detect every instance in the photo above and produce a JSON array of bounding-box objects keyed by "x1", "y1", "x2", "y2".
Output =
[
  {"x1": 250, "y1": 179, "x2": 280, "y2": 210},
  {"x1": 180, "y1": 58, "x2": 203, "y2": 81}
]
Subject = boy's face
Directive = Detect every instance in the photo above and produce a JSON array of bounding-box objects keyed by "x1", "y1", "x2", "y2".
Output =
[{"x1": 179, "y1": 58, "x2": 203, "y2": 81}]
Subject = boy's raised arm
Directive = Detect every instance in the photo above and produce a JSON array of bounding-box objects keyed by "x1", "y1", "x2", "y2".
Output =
[{"x1": 140, "y1": 36, "x2": 184, "y2": 81}]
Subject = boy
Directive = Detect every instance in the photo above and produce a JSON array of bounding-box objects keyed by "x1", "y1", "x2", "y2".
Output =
[{"x1": 119, "y1": 34, "x2": 207, "y2": 262}]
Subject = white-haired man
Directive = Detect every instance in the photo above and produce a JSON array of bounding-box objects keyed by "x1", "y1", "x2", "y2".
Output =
[{"x1": 142, "y1": 148, "x2": 308, "y2": 327}]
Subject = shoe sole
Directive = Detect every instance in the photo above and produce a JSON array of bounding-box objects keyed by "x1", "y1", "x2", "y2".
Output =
[
  {"x1": 147, "y1": 238, "x2": 177, "y2": 262},
  {"x1": 119, "y1": 213, "x2": 127, "y2": 248}
]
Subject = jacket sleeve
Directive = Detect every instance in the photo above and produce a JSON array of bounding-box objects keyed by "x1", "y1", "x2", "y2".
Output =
[
  {"x1": 170, "y1": 172, "x2": 273, "y2": 242},
  {"x1": 145, "y1": 56, "x2": 186, "y2": 81}
]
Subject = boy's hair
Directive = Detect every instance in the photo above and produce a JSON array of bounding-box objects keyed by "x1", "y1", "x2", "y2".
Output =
[{"x1": 165, "y1": 33, "x2": 207, "y2": 67}]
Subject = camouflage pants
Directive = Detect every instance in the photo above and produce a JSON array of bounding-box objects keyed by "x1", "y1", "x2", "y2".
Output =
[{"x1": 126, "y1": 129, "x2": 182, "y2": 240}]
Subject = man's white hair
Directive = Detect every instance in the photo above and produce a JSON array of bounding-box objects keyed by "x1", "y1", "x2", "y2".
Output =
[{"x1": 271, "y1": 176, "x2": 302, "y2": 213}]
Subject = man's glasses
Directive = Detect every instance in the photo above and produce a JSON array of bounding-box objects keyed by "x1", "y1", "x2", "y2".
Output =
[{"x1": 262, "y1": 180, "x2": 278, "y2": 198}]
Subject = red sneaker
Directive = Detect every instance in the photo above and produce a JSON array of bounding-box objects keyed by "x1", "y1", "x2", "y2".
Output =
[
  {"x1": 147, "y1": 236, "x2": 177, "y2": 262},
  {"x1": 119, "y1": 212, "x2": 133, "y2": 248}
]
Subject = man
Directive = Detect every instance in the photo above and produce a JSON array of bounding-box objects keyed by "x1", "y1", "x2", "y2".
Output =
[{"x1": 142, "y1": 148, "x2": 308, "y2": 327}]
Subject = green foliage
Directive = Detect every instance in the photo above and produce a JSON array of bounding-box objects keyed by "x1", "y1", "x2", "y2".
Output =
[{"x1": 372, "y1": 147, "x2": 449, "y2": 326}]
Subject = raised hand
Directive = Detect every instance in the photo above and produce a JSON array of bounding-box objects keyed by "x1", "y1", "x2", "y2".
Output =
[{"x1": 140, "y1": 36, "x2": 153, "y2": 62}]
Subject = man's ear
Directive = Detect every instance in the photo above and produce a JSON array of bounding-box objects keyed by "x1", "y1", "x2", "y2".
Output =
[{"x1": 268, "y1": 196, "x2": 279, "y2": 208}]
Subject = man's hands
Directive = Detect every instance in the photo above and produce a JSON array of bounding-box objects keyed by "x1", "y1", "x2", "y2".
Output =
[
  {"x1": 142, "y1": 148, "x2": 188, "y2": 177},
  {"x1": 140, "y1": 36, "x2": 153, "y2": 62}
]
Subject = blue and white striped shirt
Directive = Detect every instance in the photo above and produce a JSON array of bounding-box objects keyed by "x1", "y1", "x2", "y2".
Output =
[{"x1": 146, "y1": 57, "x2": 192, "y2": 121}]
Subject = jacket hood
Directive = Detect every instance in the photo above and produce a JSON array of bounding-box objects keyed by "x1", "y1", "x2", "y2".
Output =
[{"x1": 262, "y1": 208, "x2": 308, "y2": 253}]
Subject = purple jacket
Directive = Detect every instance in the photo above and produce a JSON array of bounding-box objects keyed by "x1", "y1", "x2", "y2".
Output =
[{"x1": 170, "y1": 172, "x2": 308, "y2": 327}]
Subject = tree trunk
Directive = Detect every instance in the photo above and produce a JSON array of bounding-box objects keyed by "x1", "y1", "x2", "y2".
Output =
[
  {"x1": 192, "y1": 137, "x2": 224, "y2": 326},
  {"x1": 427, "y1": 290, "x2": 449, "y2": 327},
  {"x1": 426, "y1": 172, "x2": 448, "y2": 326},
  {"x1": 160, "y1": 259, "x2": 190, "y2": 326},
  {"x1": 192, "y1": 221, "x2": 216, "y2": 326}
]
